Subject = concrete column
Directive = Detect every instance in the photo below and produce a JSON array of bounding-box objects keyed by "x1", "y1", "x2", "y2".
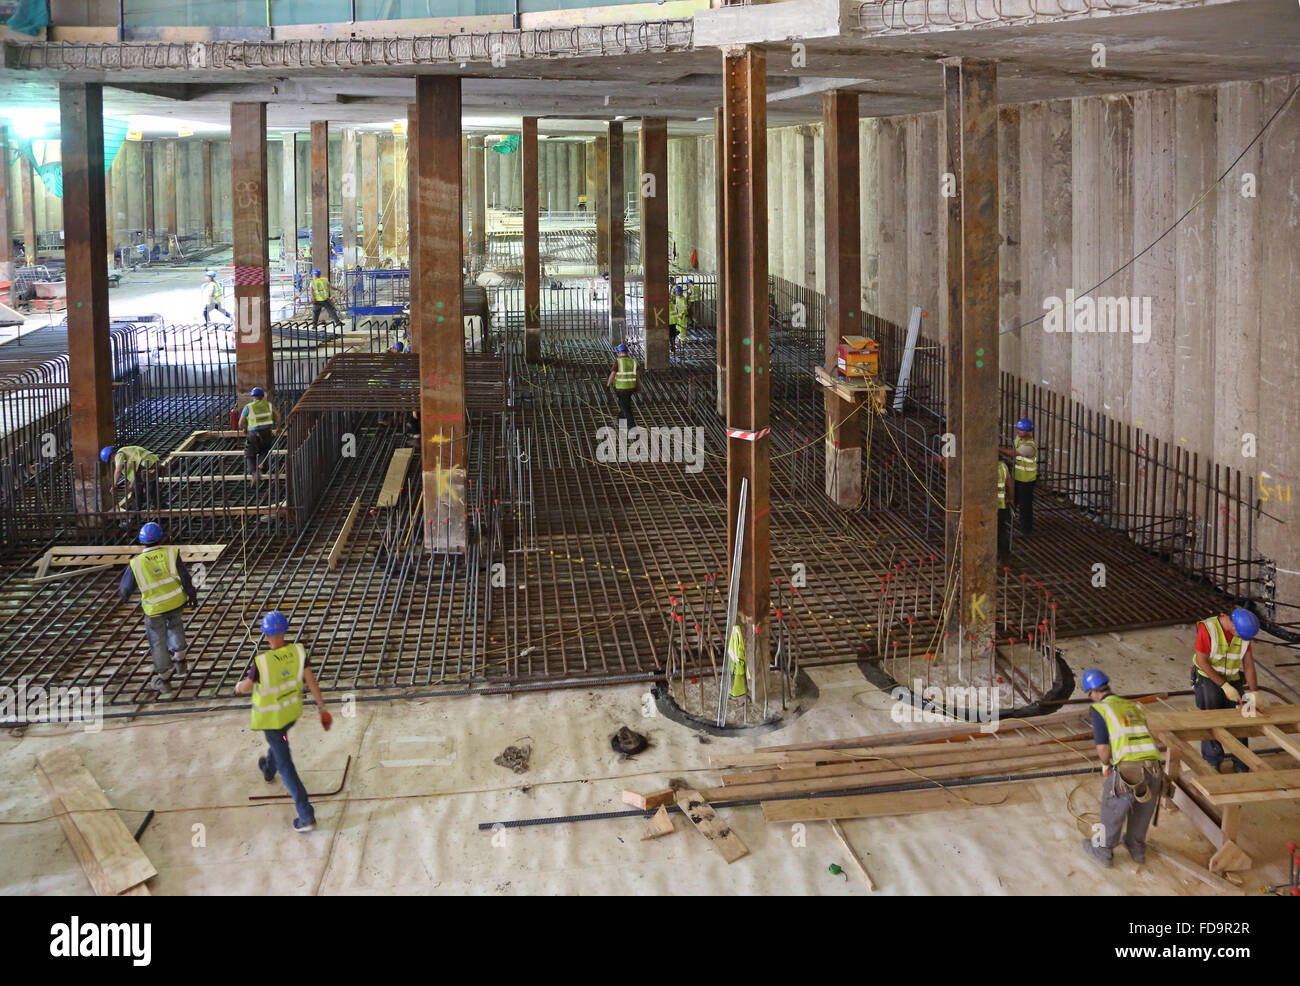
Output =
[
  {"x1": 469, "y1": 135, "x2": 486, "y2": 257},
  {"x1": 876, "y1": 117, "x2": 907, "y2": 329},
  {"x1": 595, "y1": 136, "x2": 610, "y2": 271},
  {"x1": 202, "y1": 140, "x2": 215, "y2": 246},
  {"x1": 360, "y1": 133, "x2": 378, "y2": 264},
  {"x1": 905, "y1": 114, "x2": 940, "y2": 334},
  {"x1": 782, "y1": 129, "x2": 799, "y2": 283},
  {"x1": 411, "y1": 75, "x2": 467, "y2": 553},
  {"x1": 1038, "y1": 102, "x2": 1073, "y2": 394},
  {"x1": 395, "y1": 134, "x2": 410, "y2": 262},
  {"x1": 767, "y1": 130, "x2": 783, "y2": 280},
  {"x1": 585, "y1": 138, "x2": 596, "y2": 213},
  {"x1": 231, "y1": 103, "x2": 272, "y2": 400},
  {"x1": 280, "y1": 133, "x2": 296, "y2": 267},
  {"x1": 163, "y1": 140, "x2": 178, "y2": 256},
  {"x1": 1102, "y1": 95, "x2": 1134, "y2": 424},
  {"x1": 822, "y1": 91, "x2": 865, "y2": 509},
  {"x1": 379, "y1": 135, "x2": 396, "y2": 261},
  {"x1": 523, "y1": 118, "x2": 541, "y2": 362},
  {"x1": 60, "y1": 82, "x2": 113, "y2": 514},
  {"x1": 607, "y1": 122, "x2": 626, "y2": 343},
  {"x1": 715, "y1": 108, "x2": 726, "y2": 416},
  {"x1": 802, "y1": 127, "x2": 817, "y2": 289},
  {"x1": 310, "y1": 121, "x2": 330, "y2": 277},
  {"x1": 0, "y1": 126, "x2": 12, "y2": 298},
  {"x1": 141, "y1": 141, "x2": 154, "y2": 255},
  {"x1": 341, "y1": 127, "x2": 357, "y2": 268},
  {"x1": 1071, "y1": 98, "x2": 1103, "y2": 411},
  {"x1": 407, "y1": 109, "x2": 417, "y2": 286},
  {"x1": 104, "y1": 153, "x2": 115, "y2": 268},
  {"x1": 722, "y1": 49, "x2": 771, "y2": 711},
  {"x1": 860, "y1": 119, "x2": 880, "y2": 316},
  {"x1": 942, "y1": 57, "x2": 999, "y2": 658},
  {"x1": 539, "y1": 137, "x2": 550, "y2": 212},
  {"x1": 997, "y1": 107, "x2": 1021, "y2": 378},
  {"x1": 641, "y1": 117, "x2": 670, "y2": 370}
]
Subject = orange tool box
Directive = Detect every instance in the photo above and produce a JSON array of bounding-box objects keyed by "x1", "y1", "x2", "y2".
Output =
[{"x1": 835, "y1": 336, "x2": 879, "y2": 378}]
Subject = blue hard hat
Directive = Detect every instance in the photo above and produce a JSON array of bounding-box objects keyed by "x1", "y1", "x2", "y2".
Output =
[
  {"x1": 250, "y1": 387, "x2": 265, "y2": 399},
  {"x1": 673, "y1": 285, "x2": 683, "y2": 293},
  {"x1": 1081, "y1": 668, "x2": 1109, "y2": 692},
  {"x1": 1230, "y1": 608, "x2": 1260, "y2": 641},
  {"x1": 1016, "y1": 417, "x2": 1034, "y2": 432},
  {"x1": 100, "y1": 446, "x2": 115, "y2": 464},
  {"x1": 311, "y1": 269, "x2": 321, "y2": 277},
  {"x1": 260, "y1": 611, "x2": 289, "y2": 635},
  {"x1": 616, "y1": 343, "x2": 628, "y2": 353},
  {"x1": 205, "y1": 269, "x2": 216, "y2": 278},
  {"x1": 138, "y1": 522, "x2": 164, "y2": 545}
]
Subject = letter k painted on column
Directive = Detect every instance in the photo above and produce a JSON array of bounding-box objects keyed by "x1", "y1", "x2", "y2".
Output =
[{"x1": 653, "y1": 307, "x2": 666, "y2": 326}]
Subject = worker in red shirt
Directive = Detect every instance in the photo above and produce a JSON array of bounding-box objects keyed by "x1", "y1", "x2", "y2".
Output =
[{"x1": 1191, "y1": 608, "x2": 1260, "y2": 773}]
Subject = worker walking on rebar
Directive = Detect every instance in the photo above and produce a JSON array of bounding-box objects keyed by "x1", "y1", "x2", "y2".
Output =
[
  {"x1": 686, "y1": 276, "x2": 701, "y2": 323},
  {"x1": 607, "y1": 342, "x2": 638, "y2": 430},
  {"x1": 1000, "y1": 417, "x2": 1038, "y2": 535},
  {"x1": 101, "y1": 444, "x2": 166, "y2": 511},
  {"x1": 1079, "y1": 668, "x2": 1165, "y2": 867},
  {"x1": 996, "y1": 457, "x2": 1013, "y2": 559},
  {"x1": 239, "y1": 387, "x2": 282, "y2": 479},
  {"x1": 1192, "y1": 608, "x2": 1261, "y2": 773},
  {"x1": 310, "y1": 268, "x2": 344, "y2": 330},
  {"x1": 201, "y1": 269, "x2": 231, "y2": 325},
  {"x1": 118, "y1": 522, "x2": 197, "y2": 698},
  {"x1": 670, "y1": 284, "x2": 688, "y2": 352},
  {"x1": 234, "y1": 611, "x2": 332, "y2": 833}
]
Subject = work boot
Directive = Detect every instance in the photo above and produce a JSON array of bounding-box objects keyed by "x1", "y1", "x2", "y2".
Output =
[
  {"x1": 1079, "y1": 837, "x2": 1112, "y2": 868},
  {"x1": 257, "y1": 755, "x2": 276, "y2": 782},
  {"x1": 293, "y1": 817, "x2": 315, "y2": 834},
  {"x1": 1125, "y1": 841, "x2": 1147, "y2": 865},
  {"x1": 148, "y1": 673, "x2": 174, "y2": 698},
  {"x1": 171, "y1": 654, "x2": 188, "y2": 677},
  {"x1": 1215, "y1": 760, "x2": 1233, "y2": 774}
]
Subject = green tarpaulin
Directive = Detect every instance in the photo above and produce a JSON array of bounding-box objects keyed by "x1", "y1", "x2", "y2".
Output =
[{"x1": 9, "y1": 119, "x2": 130, "y2": 199}]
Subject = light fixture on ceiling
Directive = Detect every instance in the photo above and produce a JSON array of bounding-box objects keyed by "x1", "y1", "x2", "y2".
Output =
[
  {"x1": 126, "y1": 129, "x2": 143, "y2": 141},
  {"x1": 392, "y1": 120, "x2": 407, "y2": 136},
  {"x1": 178, "y1": 124, "x2": 194, "y2": 137},
  {"x1": 614, "y1": 115, "x2": 626, "y2": 121}
]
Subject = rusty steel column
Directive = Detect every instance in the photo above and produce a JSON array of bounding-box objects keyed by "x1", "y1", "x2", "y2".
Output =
[
  {"x1": 60, "y1": 82, "x2": 113, "y2": 515},
  {"x1": 522, "y1": 117, "x2": 541, "y2": 362},
  {"x1": 310, "y1": 120, "x2": 330, "y2": 278},
  {"x1": 0, "y1": 126, "x2": 12, "y2": 301},
  {"x1": 19, "y1": 151, "x2": 38, "y2": 265},
  {"x1": 231, "y1": 103, "x2": 273, "y2": 400},
  {"x1": 411, "y1": 76, "x2": 467, "y2": 553},
  {"x1": 943, "y1": 57, "x2": 1000, "y2": 659},
  {"x1": 281, "y1": 133, "x2": 296, "y2": 266},
  {"x1": 822, "y1": 90, "x2": 866, "y2": 509},
  {"x1": 943, "y1": 67, "x2": 964, "y2": 578},
  {"x1": 341, "y1": 127, "x2": 357, "y2": 268},
  {"x1": 163, "y1": 140, "x2": 178, "y2": 257},
  {"x1": 469, "y1": 135, "x2": 486, "y2": 258},
  {"x1": 141, "y1": 140, "x2": 154, "y2": 255},
  {"x1": 723, "y1": 48, "x2": 770, "y2": 708},
  {"x1": 202, "y1": 140, "x2": 214, "y2": 246},
  {"x1": 361, "y1": 132, "x2": 379, "y2": 263},
  {"x1": 714, "y1": 107, "x2": 726, "y2": 416},
  {"x1": 594, "y1": 135, "x2": 609, "y2": 271},
  {"x1": 640, "y1": 117, "x2": 669, "y2": 370},
  {"x1": 607, "y1": 121, "x2": 625, "y2": 344}
]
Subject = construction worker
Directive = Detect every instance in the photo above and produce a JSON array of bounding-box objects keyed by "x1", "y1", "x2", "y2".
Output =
[
  {"x1": 1000, "y1": 417, "x2": 1039, "y2": 535},
  {"x1": 118, "y1": 522, "x2": 197, "y2": 698},
  {"x1": 201, "y1": 270, "x2": 231, "y2": 325},
  {"x1": 996, "y1": 457, "x2": 1013, "y2": 559},
  {"x1": 309, "y1": 268, "x2": 344, "y2": 330},
  {"x1": 670, "y1": 284, "x2": 688, "y2": 351},
  {"x1": 1192, "y1": 608, "x2": 1261, "y2": 773},
  {"x1": 686, "y1": 276, "x2": 701, "y2": 323},
  {"x1": 1079, "y1": 668, "x2": 1165, "y2": 867},
  {"x1": 101, "y1": 444, "x2": 166, "y2": 511},
  {"x1": 234, "y1": 611, "x2": 332, "y2": 833},
  {"x1": 607, "y1": 342, "x2": 638, "y2": 430},
  {"x1": 238, "y1": 387, "x2": 282, "y2": 479}
]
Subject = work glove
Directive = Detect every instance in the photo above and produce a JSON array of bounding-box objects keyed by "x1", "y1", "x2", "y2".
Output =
[
  {"x1": 320, "y1": 709, "x2": 333, "y2": 732},
  {"x1": 1221, "y1": 682, "x2": 1241, "y2": 704},
  {"x1": 1101, "y1": 764, "x2": 1110, "y2": 777},
  {"x1": 186, "y1": 593, "x2": 198, "y2": 607}
]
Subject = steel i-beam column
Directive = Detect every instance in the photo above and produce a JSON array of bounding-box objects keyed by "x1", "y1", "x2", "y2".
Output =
[
  {"x1": 231, "y1": 103, "x2": 273, "y2": 400},
  {"x1": 723, "y1": 48, "x2": 770, "y2": 708},
  {"x1": 406, "y1": 107, "x2": 417, "y2": 275},
  {"x1": 202, "y1": 140, "x2": 214, "y2": 246},
  {"x1": 822, "y1": 90, "x2": 866, "y2": 508},
  {"x1": 361, "y1": 132, "x2": 379, "y2": 263},
  {"x1": 943, "y1": 57, "x2": 1000, "y2": 659},
  {"x1": 341, "y1": 127, "x2": 357, "y2": 268},
  {"x1": 469, "y1": 135, "x2": 486, "y2": 258},
  {"x1": 281, "y1": 133, "x2": 297, "y2": 266},
  {"x1": 311, "y1": 120, "x2": 330, "y2": 278},
  {"x1": 640, "y1": 117, "x2": 669, "y2": 370},
  {"x1": 607, "y1": 122, "x2": 625, "y2": 344},
  {"x1": 594, "y1": 136, "x2": 609, "y2": 271},
  {"x1": 714, "y1": 107, "x2": 726, "y2": 416},
  {"x1": 412, "y1": 76, "x2": 467, "y2": 553},
  {"x1": 164, "y1": 140, "x2": 178, "y2": 257},
  {"x1": 60, "y1": 82, "x2": 113, "y2": 515},
  {"x1": 522, "y1": 117, "x2": 541, "y2": 362}
]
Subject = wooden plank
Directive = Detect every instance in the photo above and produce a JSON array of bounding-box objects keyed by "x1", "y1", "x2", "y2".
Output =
[
  {"x1": 1147, "y1": 704, "x2": 1300, "y2": 740},
  {"x1": 762, "y1": 782, "x2": 1030, "y2": 822},
  {"x1": 1184, "y1": 768, "x2": 1300, "y2": 805},
  {"x1": 1261, "y1": 724, "x2": 1300, "y2": 763},
  {"x1": 828, "y1": 820, "x2": 875, "y2": 890},
  {"x1": 1161, "y1": 733, "x2": 1214, "y2": 776},
  {"x1": 641, "y1": 805, "x2": 675, "y2": 840},
  {"x1": 1211, "y1": 727, "x2": 1269, "y2": 771},
  {"x1": 1149, "y1": 845, "x2": 1245, "y2": 895},
  {"x1": 622, "y1": 788, "x2": 675, "y2": 811},
  {"x1": 1170, "y1": 779, "x2": 1226, "y2": 849},
  {"x1": 328, "y1": 497, "x2": 362, "y2": 571},
  {"x1": 32, "y1": 563, "x2": 114, "y2": 584},
  {"x1": 675, "y1": 789, "x2": 749, "y2": 863},
  {"x1": 35, "y1": 550, "x2": 52, "y2": 580},
  {"x1": 156, "y1": 473, "x2": 286, "y2": 483},
  {"x1": 376, "y1": 447, "x2": 413, "y2": 508},
  {"x1": 38, "y1": 544, "x2": 227, "y2": 568},
  {"x1": 35, "y1": 748, "x2": 156, "y2": 895}
]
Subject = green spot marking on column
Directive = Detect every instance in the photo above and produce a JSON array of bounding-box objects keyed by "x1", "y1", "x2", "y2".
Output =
[
  {"x1": 742, "y1": 337, "x2": 750, "y2": 346},
  {"x1": 744, "y1": 364, "x2": 751, "y2": 373},
  {"x1": 758, "y1": 344, "x2": 764, "y2": 352},
  {"x1": 975, "y1": 359, "x2": 984, "y2": 368},
  {"x1": 976, "y1": 347, "x2": 985, "y2": 356},
  {"x1": 436, "y1": 301, "x2": 444, "y2": 308},
  {"x1": 76, "y1": 301, "x2": 83, "y2": 308},
  {"x1": 245, "y1": 256, "x2": 251, "y2": 263},
  {"x1": 437, "y1": 316, "x2": 445, "y2": 323},
  {"x1": 757, "y1": 366, "x2": 763, "y2": 374}
]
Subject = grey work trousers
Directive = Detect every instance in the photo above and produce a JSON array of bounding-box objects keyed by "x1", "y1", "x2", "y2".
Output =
[
  {"x1": 1097, "y1": 761, "x2": 1162, "y2": 861},
  {"x1": 143, "y1": 607, "x2": 186, "y2": 674}
]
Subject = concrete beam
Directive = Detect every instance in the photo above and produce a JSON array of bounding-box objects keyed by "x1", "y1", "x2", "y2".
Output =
[
  {"x1": 60, "y1": 81, "x2": 113, "y2": 515},
  {"x1": 641, "y1": 117, "x2": 670, "y2": 370},
  {"x1": 231, "y1": 102, "x2": 273, "y2": 400},
  {"x1": 311, "y1": 120, "x2": 330, "y2": 277},
  {"x1": 523, "y1": 117, "x2": 541, "y2": 362}
]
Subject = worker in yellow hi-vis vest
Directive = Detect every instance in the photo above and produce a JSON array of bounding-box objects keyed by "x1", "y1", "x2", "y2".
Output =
[
  {"x1": 1000, "y1": 416, "x2": 1039, "y2": 535},
  {"x1": 310, "y1": 268, "x2": 344, "y2": 330},
  {"x1": 238, "y1": 387, "x2": 282, "y2": 479},
  {"x1": 606, "y1": 342, "x2": 639, "y2": 430},
  {"x1": 996, "y1": 458, "x2": 1012, "y2": 559},
  {"x1": 1192, "y1": 608, "x2": 1261, "y2": 773},
  {"x1": 101, "y1": 444, "x2": 167, "y2": 511},
  {"x1": 670, "y1": 284, "x2": 688, "y2": 352},
  {"x1": 1079, "y1": 668, "x2": 1164, "y2": 867},
  {"x1": 201, "y1": 270, "x2": 231, "y2": 325},
  {"x1": 235, "y1": 611, "x2": 332, "y2": 833},
  {"x1": 118, "y1": 523, "x2": 198, "y2": 698}
]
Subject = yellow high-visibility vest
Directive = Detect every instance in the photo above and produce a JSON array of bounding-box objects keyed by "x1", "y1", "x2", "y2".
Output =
[
  {"x1": 244, "y1": 398, "x2": 274, "y2": 430},
  {"x1": 311, "y1": 276, "x2": 330, "y2": 302},
  {"x1": 115, "y1": 445, "x2": 159, "y2": 482},
  {"x1": 997, "y1": 460, "x2": 1010, "y2": 509},
  {"x1": 249, "y1": 643, "x2": 306, "y2": 731},
  {"x1": 614, "y1": 356, "x2": 638, "y2": 391},
  {"x1": 1013, "y1": 438, "x2": 1039, "y2": 482},
  {"x1": 1091, "y1": 695, "x2": 1162, "y2": 763},
  {"x1": 1195, "y1": 616, "x2": 1249, "y2": 680},
  {"x1": 129, "y1": 546, "x2": 185, "y2": 617}
]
